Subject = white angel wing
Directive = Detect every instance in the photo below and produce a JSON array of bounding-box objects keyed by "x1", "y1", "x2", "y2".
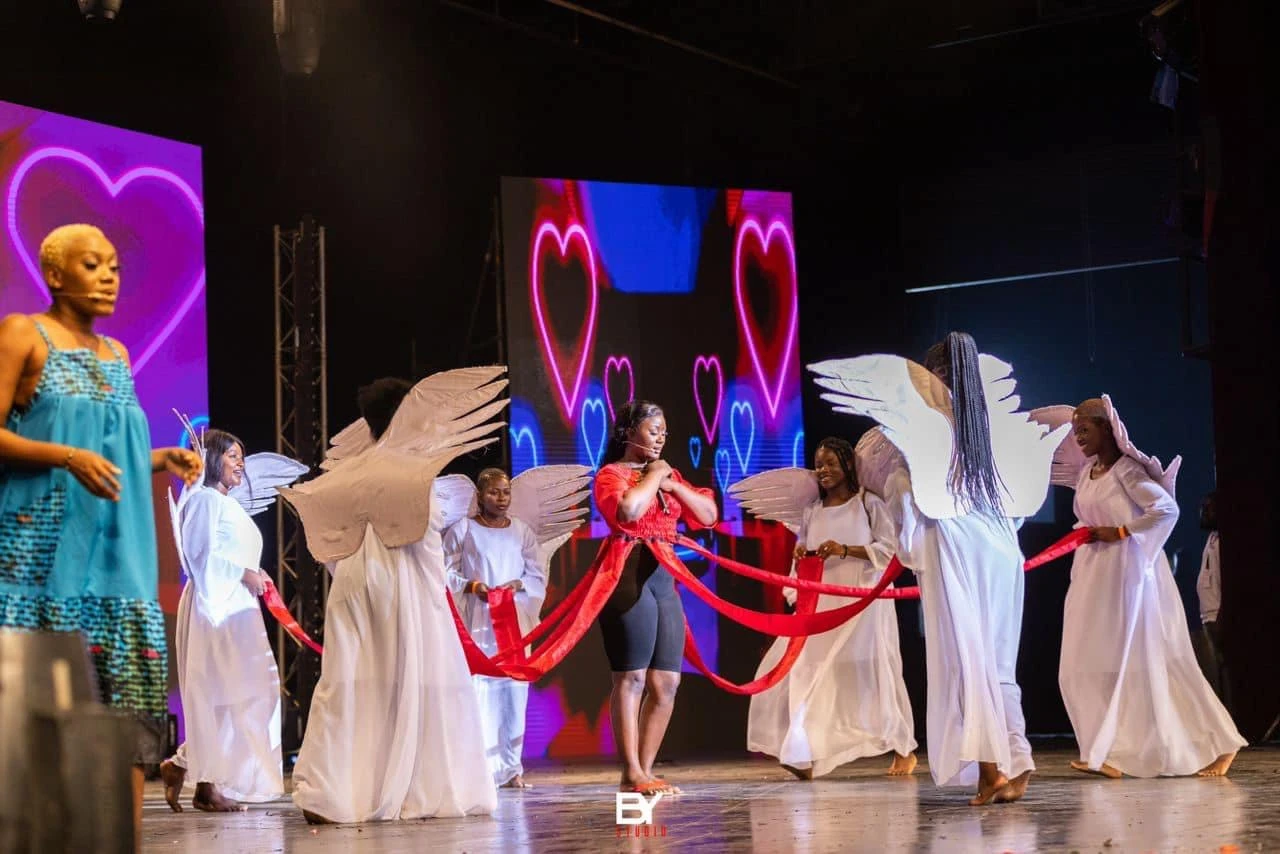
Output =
[
  {"x1": 174, "y1": 409, "x2": 205, "y2": 460},
  {"x1": 1104, "y1": 394, "x2": 1182, "y2": 498},
  {"x1": 432, "y1": 473, "x2": 479, "y2": 533},
  {"x1": 167, "y1": 487, "x2": 191, "y2": 579},
  {"x1": 979, "y1": 355, "x2": 1072, "y2": 517},
  {"x1": 1028, "y1": 404, "x2": 1085, "y2": 489},
  {"x1": 727, "y1": 467, "x2": 819, "y2": 533},
  {"x1": 227, "y1": 452, "x2": 310, "y2": 516},
  {"x1": 508, "y1": 464, "x2": 593, "y2": 567},
  {"x1": 854, "y1": 427, "x2": 908, "y2": 500},
  {"x1": 278, "y1": 366, "x2": 509, "y2": 563},
  {"x1": 320, "y1": 418, "x2": 375, "y2": 472},
  {"x1": 808, "y1": 355, "x2": 961, "y2": 519}
]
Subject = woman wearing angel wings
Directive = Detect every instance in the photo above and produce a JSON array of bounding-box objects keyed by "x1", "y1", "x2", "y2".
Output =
[
  {"x1": 158, "y1": 426, "x2": 307, "y2": 812},
  {"x1": 809, "y1": 332, "x2": 1069, "y2": 805},
  {"x1": 734, "y1": 436, "x2": 917, "y2": 780},
  {"x1": 1040, "y1": 396, "x2": 1244, "y2": 778},
  {"x1": 281, "y1": 371, "x2": 512, "y2": 824},
  {"x1": 442, "y1": 464, "x2": 591, "y2": 790}
]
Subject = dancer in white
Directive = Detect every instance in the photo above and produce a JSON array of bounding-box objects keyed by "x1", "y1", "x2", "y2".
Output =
[
  {"x1": 158, "y1": 424, "x2": 306, "y2": 812},
  {"x1": 809, "y1": 332, "x2": 1067, "y2": 805},
  {"x1": 1039, "y1": 396, "x2": 1245, "y2": 778},
  {"x1": 282, "y1": 369, "x2": 508, "y2": 823},
  {"x1": 442, "y1": 465, "x2": 591, "y2": 790},
  {"x1": 733, "y1": 436, "x2": 916, "y2": 779}
]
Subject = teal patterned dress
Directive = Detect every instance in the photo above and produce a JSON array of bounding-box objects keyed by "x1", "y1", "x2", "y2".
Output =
[{"x1": 0, "y1": 321, "x2": 166, "y2": 761}]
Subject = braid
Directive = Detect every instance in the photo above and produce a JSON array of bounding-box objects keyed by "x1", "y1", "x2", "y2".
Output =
[
  {"x1": 928, "y1": 332, "x2": 1005, "y2": 516},
  {"x1": 815, "y1": 436, "x2": 858, "y2": 497},
  {"x1": 603, "y1": 399, "x2": 664, "y2": 464}
]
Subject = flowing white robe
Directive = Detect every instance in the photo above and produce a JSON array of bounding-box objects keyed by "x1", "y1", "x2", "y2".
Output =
[
  {"x1": 747, "y1": 493, "x2": 916, "y2": 775},
  {"x1": 172, "y1": 488, "x2": 283, "y2": 802},
  {"x1": 1060, "y1": 457, "x2": 1245, "y2": 776},
  {"x1": 291, "y1": 515, "x2": 497, "y2": 822},
  {"x1": 443, "y1": 517, "x2": 546, "y2": 786},
  {"x1": 868, "y1": 468, "x2": 1032, "y2": 787}
]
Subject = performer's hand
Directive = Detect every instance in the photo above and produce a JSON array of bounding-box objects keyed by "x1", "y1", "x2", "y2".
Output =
[
  {"x1": 815, "y1": 540, "x2": 845, "y2": 560},
  {"x1": 499, "y1": 579, "x2": 525, "y2": 592},
  {"x1": 1088, "y1": 526, "x2": 1123, "y2": 543},
  {"x1": 472, "y1": 581, "x2": 490, "y2": 598},
  {"x1": 658, "y1": 475, "x2": 678, "y2": 493},
  {"x1": 65, "y1": 448, "x2": 123, "y2": 501},
  {"x1": 241, "y1": 569, "x2": 267, "y2": 596},
  {"x1": 645, "y1": 459, "x2": 672, "y2": 481},
  {"x1": 156, "y1": 447, "x2": 203, "y2": 486},
  {"x1": 793, "y1": 543, "x2": 807, "y2": 560}
]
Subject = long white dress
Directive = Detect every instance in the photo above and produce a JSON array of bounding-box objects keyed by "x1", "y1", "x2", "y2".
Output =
[
  {"x1": 1060, "y1": 457, "x2": 1245, "y2": 776},
  {"x1": 291, "y1": 509, "x2": 497, "y2": 822},
  {"x1": 747, "y1": 493, "x2": 916, "y2": 775},
  {"x1": 171, "y1": 488, "x2": 283, "y2": 802},
  {"x1": 443, "y1": 517, "x2": 547, "y2": 786},
  {"x1": 869, "y1": 468, "x2": 1032, "y2": 788}
]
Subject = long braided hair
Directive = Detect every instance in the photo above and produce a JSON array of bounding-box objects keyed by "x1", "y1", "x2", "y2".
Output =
[
  {"x1": 604, "y1": 399, "x2": 664, "y2": 465},
  {"x1": 815, "y1": 436, "x2": 858, "y2": 499},
  {"x1": 923, "y1": 332, "x2": 1005, "y2": 516}
]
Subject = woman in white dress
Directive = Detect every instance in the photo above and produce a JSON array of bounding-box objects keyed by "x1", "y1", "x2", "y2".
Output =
[
  {"x1": 1060, "y1": 397, "x2": 1245, "y2": 778},
  {"x1": 444, "y1": 468, "x2": 547, "y2": 790},
  {"x1": 285, "y1": 373, "x2": 501, "y2": 824},
  {"x1": 746, "y1": 437, "x2": 916, "y2": 779},
  {"x1": 159, "y1": 430, "x2": 284, "y2": 812}
]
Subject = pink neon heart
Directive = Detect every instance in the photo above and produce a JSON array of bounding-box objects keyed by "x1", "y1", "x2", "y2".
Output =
[
  {"x1": 692, "y1": 354, "x2": 724, "y2": 443},
  {"x1": 6, "y1": 147, "x2": 205, "y2": 375},
  {"x1": 530, "y1": 222, "x2": 598, "y2": 420},
  {"x1": 603, "y1": 355, "x2": 634, "y2": 420},
  {"x1": 733, "y1": 218, "x2": 798, "y2": 419}
]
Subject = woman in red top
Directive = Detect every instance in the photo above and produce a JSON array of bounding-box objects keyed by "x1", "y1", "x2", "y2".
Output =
[{"x1": 595, "y1": 400, "x2": 718, "y2": 795}]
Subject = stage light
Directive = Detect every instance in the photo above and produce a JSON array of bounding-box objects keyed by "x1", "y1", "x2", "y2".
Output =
[{"x1": 77, "y1": 0, "x2": 122, "y2": 20}]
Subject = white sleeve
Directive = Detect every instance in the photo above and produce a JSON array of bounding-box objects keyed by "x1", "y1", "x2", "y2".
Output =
[
  {"x1": 442, "y1": 519, "x2": 470, "y2": 595},
  {"x1": 516, "y1": 520, "x2": 548, "y2": 623},
  {"x1": 1113, "y1": 457, "x2": 1179, "y2": 571},
  {"x1": 180, "y1": 491, "x2": 246, "y2": 605},
  {"x1": 869, "y1": 468, "x2": 928, "y2": 571},
  {"x1": 864, "y1": 490, "x2": 900, "y2": 573}
]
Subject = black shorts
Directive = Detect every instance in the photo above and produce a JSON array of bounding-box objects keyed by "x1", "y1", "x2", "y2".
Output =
[{"x1": 598, "y1": 546, "x2": 685, "y2": 673}]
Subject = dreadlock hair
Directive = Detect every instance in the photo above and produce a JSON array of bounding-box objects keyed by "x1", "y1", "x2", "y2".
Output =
[
  {"x1": 202, "y1": 429, "x2": 247, "y2": 490},
  {"x1": 476, "y1": 467, "x2": 509, "y2": 491},
  {"x1": 924, "y1": 332, "x2": 1005, "y2": 516},
  {"x1": 604, "y1": 399, "x2": 664, "y2": 464},
  {"x1": 815, "y1": 436, "x2": 858, "y2": 498},
  {"x1": 358, "y1": 378, "x2": 413, "y2": 440}
]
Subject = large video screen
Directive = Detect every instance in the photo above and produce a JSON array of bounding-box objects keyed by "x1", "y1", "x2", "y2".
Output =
[
  {"x1": 501, "y1": 177, "x2": 803, "y2": 757},
  {"x1": 1, "y1": 99, "x2": 208, "y2": 733}
]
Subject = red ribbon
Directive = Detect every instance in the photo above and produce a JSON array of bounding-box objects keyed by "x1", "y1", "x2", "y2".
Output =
[{"x1": 262, "y1": 578, "x2": 323, "y2": 655}]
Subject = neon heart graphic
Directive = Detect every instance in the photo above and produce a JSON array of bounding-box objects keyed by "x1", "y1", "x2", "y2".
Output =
[
  {"x1": 6, "y1": 146, "x2": 206, "y2": 375},
  {"x1": 688, "y1": 436, "x2": 702, "y2": 469},
  {"x1": 733, "y1": 218, "x2": 798, "y2": 419},
  {"x1": 603, "y1": 355, "x2": 635, "y2": 420},
  {"x1": 579, "y1": 397, "x2": 608, "y2": 470},
  {"x1": 509, "y1": 426, "x2": 541, "y2": 468},
  {"x1": 692, "y1": 355, "x2": 724, "y2": 443},
  {"x1": 714, "y1": 448, "x2": 732, "y2": 493},
  {"x1": 791, "y1": 430, "x2": 805, "y2": 468},
  {"x1": 729, "y1": 400, "x2": 755, "y2": 475},
  {"x1": 530, "y1": 221, "x2": 598, "y2": 420}
]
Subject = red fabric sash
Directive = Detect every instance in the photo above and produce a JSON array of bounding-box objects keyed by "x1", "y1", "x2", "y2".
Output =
[{"x1": 262, "y1": 579, "x2": 323, "y2": 655}]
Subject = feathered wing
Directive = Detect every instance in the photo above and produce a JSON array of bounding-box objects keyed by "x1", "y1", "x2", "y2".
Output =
[
  {"x1": 854, "y1": 427, "x2": 907, "y2": 500},
  {"x1": 726, "y1": 468, "x2": 819, "y2": 533},
  {"x1": 1028, "y1": 404, "x2": 1085, "y2": 489},
  {"x1": 808, "y1": 355, "x2": 961, "y2": 519},
  {"x1": 432, "y1": 473, "x2": 479, "y2": 533},
  {"x1": 979, "y1": 354, "x2": 1073, "y2": 516},
  {"x1": 508, "y1": 464, "x2": 593, "y2": 568},
  {"x1": 1104, "y1": 394, "x2": 1182, "y2": 498},
  {"x1": 278, "y1": 366, "x2": 509, "y2": 563},
  {"x1": 228, "y1": 453, "x2": 311, "y2": 516},
  {"x1": 319, "y1": 418, "x2": 375, "y2": 471},
  {"x1": 167, "y1": 487, "x2": 193, "y2": 578}
]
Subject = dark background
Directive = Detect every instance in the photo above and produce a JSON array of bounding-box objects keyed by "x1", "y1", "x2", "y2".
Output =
[{"x1": 2, "y1": 0, "x2": 1271, "y2": 747}]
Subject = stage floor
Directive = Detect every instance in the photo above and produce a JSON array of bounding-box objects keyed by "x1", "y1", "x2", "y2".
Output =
[{"x1": 142, "y1": 747, "x2": 1278, "y2": 852}]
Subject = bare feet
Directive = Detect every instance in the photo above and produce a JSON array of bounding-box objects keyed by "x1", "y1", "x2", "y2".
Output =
[
  {"x1": 782, "y1": 764, "x2": 814, "y2": 781},
  {"x1": 887, "y1": 752, "x2": 918, "y2": 777},
  {"x1": 1071, "y1": 760, "x2": 1122, "y2": 779},
  {"x1": 500, "y1": 775, "x2": 533, "y2": 789},
  {"x1": 302, "y1": 809, "x2": 334, "y2": 825},
  {"x1": 192, "y1": 782, "x2": 244, "y2": 812},
  {"x1": 159, "y1": 759, "x2": 185, "y2": 813},
  {"x1": 995, "y1": 770, "x2": 1032, "y2": 803},
  {"x1": 970, "y1": 763, "x2": 1008, "y2": 806},
  {"x1": 1197, "y1": 752, "x2": 1236, "y2": 777}
]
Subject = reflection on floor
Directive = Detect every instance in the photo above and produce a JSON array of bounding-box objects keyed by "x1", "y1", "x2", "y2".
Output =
[{"x1": 142, "y1": 747, "x2": 1278, "y2": 852}]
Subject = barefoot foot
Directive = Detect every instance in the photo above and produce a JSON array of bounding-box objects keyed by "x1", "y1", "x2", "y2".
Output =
[
  {"x1": 887, "y1": 752, "x2": 918, "y2": 776},
  {"x1": 995, "y1": 770, "x2": 1032, "y2": 803},
  {"x1": 1197, "y1": 752, "x2": 1236, "y2": 777},
  {"x1": 970, "y1": 768, "x2": 1009, "y2": 806},
  {"x1": 500, "y1": 775, "x2": 533, "y2": 789},
  {"x1": 1070, "y1": 760, "x2": 1122, "y2": 779},
  {"x1": 302, "y1": 809, "x2": 334, "y2": 825},
  {"x1": 192, "y1": 782, "x2": 244, "y2": 813},
  {"x1": 781, "y1": 764, "x2": 814, "y2": 781},
  {"x1": 159, "y1": 759, "x2": 185, "y2": 813}
]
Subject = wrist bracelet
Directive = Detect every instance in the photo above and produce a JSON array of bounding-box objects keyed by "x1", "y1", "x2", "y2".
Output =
[
  {"x1": 62, "y1": 448, "x2": 76, "y2": 469},
  {"x1": 1118, "y1": 526, "x2": 1129, "y2": 539},
  {"x1": 841, "y1": 545, "x2": 849, "y2": 558}
]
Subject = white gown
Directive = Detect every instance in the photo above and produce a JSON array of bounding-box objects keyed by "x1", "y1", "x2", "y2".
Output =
[
  {"x1": 870, "y1": 468, "x2": 1032, "y2": 788},
  {"x1": 443, "y1": 517, "x2": 547, "y2": 787},
  {"x1": 747, "y1": 493, "x2": 916, "y2": 775},
  {"x1": 291, "y1": 514, "x2": 497, "y2": 822},
  {"x1": 1060, "y1": 457, "x2": 1245, "y2": 776},
  {"x1": 172, "y1": 488, "x2": 283, "y2": 802}
]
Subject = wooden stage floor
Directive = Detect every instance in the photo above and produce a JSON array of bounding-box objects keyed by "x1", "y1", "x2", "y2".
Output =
[{"x1": 141, "y1": 746, "x2": 1278, "y2": 852}]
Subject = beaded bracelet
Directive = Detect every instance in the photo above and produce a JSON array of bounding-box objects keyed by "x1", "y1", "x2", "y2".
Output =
[{"x1": 61, "y1": 448, "x2": 76, "y2": 469}]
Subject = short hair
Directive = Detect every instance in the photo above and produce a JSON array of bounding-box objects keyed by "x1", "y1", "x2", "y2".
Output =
[
  {"x1": 39, "y1": 224, "x2": 109, "y2": 277},
  {"x1": 477, "y1": 467, "x2": 509, "y2": 491},
  {"x1": 201, "y1": 429, "x2": 245, "y2": 488},
  {"x1": 357, "y1": 378, "x2": 413, "y2": 440}
]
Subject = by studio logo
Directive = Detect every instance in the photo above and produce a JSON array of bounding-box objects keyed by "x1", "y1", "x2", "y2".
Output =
[{"x1": 615, "y1": 791, "x2": 669, "y2": 838}]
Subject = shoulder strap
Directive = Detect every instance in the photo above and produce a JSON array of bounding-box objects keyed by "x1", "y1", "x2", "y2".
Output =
[
  {"x1": 31, "y1": 320, "x2": 55, "y2": 348},
  {"x1": 100, "y1": 336, "x2": 125, "y2": 360}
]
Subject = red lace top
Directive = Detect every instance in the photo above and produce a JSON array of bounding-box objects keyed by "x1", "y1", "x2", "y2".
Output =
[{"x1": 594, "y1": 463, "x2": 717, "y2": 540}]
